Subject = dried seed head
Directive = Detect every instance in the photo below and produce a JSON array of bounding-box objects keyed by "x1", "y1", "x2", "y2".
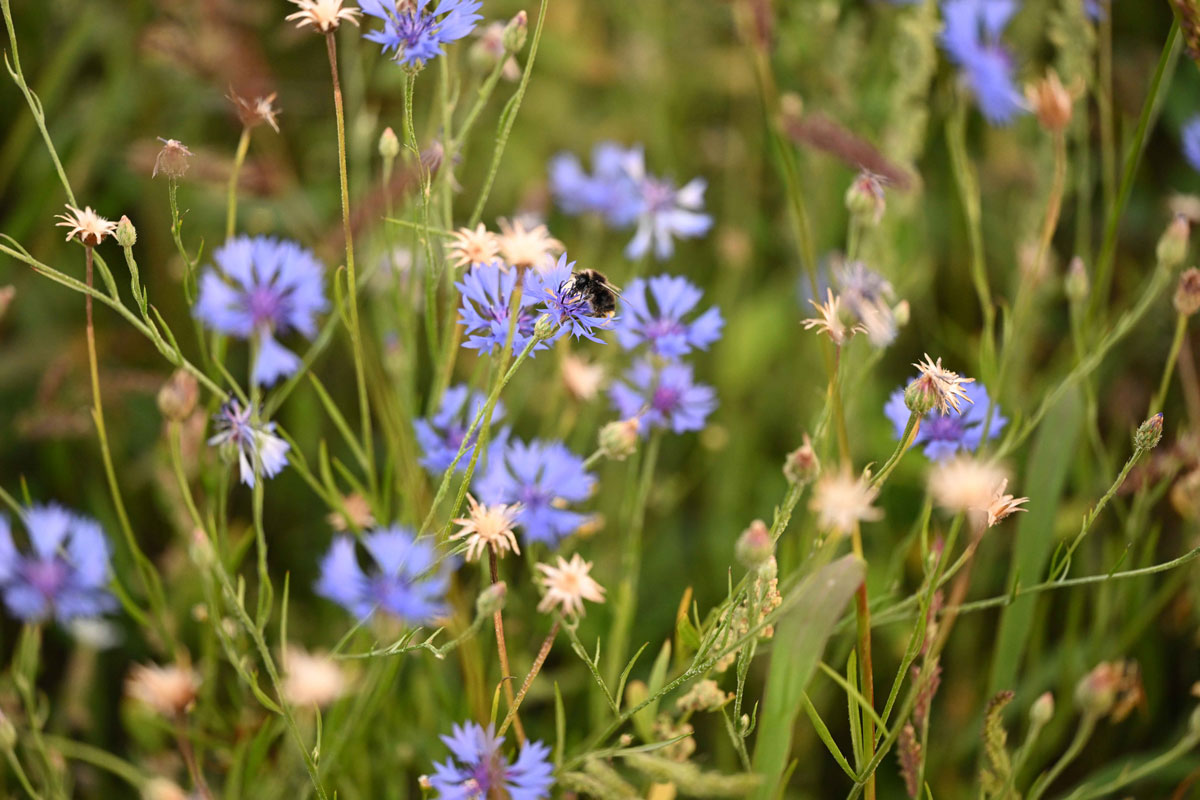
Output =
[
  {"x1": 326, "y1": 493, "x2": 376, "y2": 532},
  {"x1": 1157, "y1": 214, "x2": 1191, "y2": 270},
  {"x1": 125, "y1": 663, "x2": 200, "y2": 717},
  {"x1": 735, "y1": 519, "x2": 773, "y2": 571},
  {"x1": 451, "y1": 495, "x2": 522, "y2": 562},
  {"x1": 809, "y1": 466, "x2": 883, "y2": 534},
  {"x1": 783, "y1": 433, "x2": 819, "y2": 485},
  {"x1": 285, "y1": 0, "x2": 361, "y2": 32},
  {"x1": 801, "y1": 288, "x2": 864, "y2": 346},
  {"x1": 599, "y1": 418, "x2": 640, "y2": 461},
  {"x1": 142, "y1": 778, "x2": 189, "y2": 800},
  {"x1": 986, "y1": 479, "x2": 1029, "y2": 528},
  {"x1": 448, "y1": 223, "x2": 500, "y2": 269},
  {"x1": 928, "y1": 457, "x2": 1008, "y2": 522},
  {"x1": 908, "y1": 354, "x2": 975, "y2": 416},
  {"x1": 1134, "y1": 413, "x2": 1164, "y2": 452},
  {"x1": 497, "y1": 217, "x2": 563, "y2": 270},
  {"x1": 562, "y1": 354, "x2": 606, "y2": 401},
  {"x1": 114, "y1": 215, "x2": 137, "y2": 248},
  {"x1": 536, "y1": 553, "x2": 606, "y2": 618},
  {"x1": 228, "y1": 91, "x2": 281, "y2": 133},
  {"x1": 1174, "y1": 267, "x2": 1200, "y2": 316},
  {"x1": 1025, "y1": 70, "x2": 1073, "y2": 132},
  {"x1": 55, "y1": 205, "x2": 117, "y2": 246},
  {"x1": 152, "y1": 138, "x2": 193, "y2": 179},
  {"x1": 157, "y1": 369, "x2": 199, "y2": 422},
  {"x1": 282, "y1": 647, "x2": 348, "y2": 708}
]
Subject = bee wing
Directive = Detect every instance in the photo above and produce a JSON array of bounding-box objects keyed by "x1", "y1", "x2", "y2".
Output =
[{"x1": 601, "y1": 278, "x2": 624, "y2": 298}]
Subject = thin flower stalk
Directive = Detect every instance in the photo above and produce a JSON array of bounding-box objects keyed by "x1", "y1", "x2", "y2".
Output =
[
  {"x1": 225, "y1": 126, "x2": 251, "y2": 240},
  {"x1": 498, "y1": 619, "x2": 560, "y2": 737},
  {"x1": 1151, "y1": 312, "x2": 1188, "y2": 414},
  {"x1": 490, "y1": 549, "x2": 526, "y2": 744}
]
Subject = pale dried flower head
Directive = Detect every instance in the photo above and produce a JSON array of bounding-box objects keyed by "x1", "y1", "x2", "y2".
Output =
[
  {"x1": 451, "y1": 494, "x2": 522, "y2": 561},
  {"x1": 1025, "y1": 69, "x2": 1073, "y2": 132},
  {"x1": 282, "y1": 647, "x2": 348, "y2": 708},
  {"x1": 497, "y1": 217, "x2": 564, "y2": 271},
  {"x1": 675, "y1": 679, "x2": 733, "y2": 713},
  {"x1": 928, "y1": 456, "x2": 1008, "y2": 520},
  {"x1": 55, "y1": 205, "x2": 117, "y2": 246},
  {"x1": 810, "y1": 466, "x2": 883, "y2": 534},
  {"x1": 152, "y1": 138, "x2": 193, "y2": 179},
  {"x1": 801, "y1": 288, "x2": 864, "y2": 346},
  {"x1": 125, "y1": 663, "x2": 200, "y2": 717},
  {"x1": 536, "y1": 553, "x2": 606, "y2": 617},
  {"x1": 562, "y1": 354, "x2": 606, "y2": 401},
  {"x1": 448, "y1": 223, "x2": 500, "y2": 269},
  {"x1": 326, "y1": 493, "x2": 376, "y2": 531},
  {"x1": 986, "y1": 479, "x2": 1029, "y2": 528},
  {"x1": 142, "y1": 778, "x2": 189, "y2": 800},
  {"x1": 912, "y1": 354, "x2": 975, "y2": 416},
  {"x1": 286, "y1": 0, "x2": 361, "y2": 32},
  {"x1": 228, "y1": 90, "x2": 281, "y2": 133}
]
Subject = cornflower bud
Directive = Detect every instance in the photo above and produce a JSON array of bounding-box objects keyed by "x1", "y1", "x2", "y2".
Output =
[
  {"x1": 1075, "y1": 662, "x2": 1119, "y2": 717},
  {"x1": 735, "y1": 519, "x2": 773, "y2": 571},
  {"x1": 783, "y1": 433, "x2": 819, "y2": 484},
  {"x1": 114, "y1": 215, "x2": 137, "y2": 248},
  {"x1": 1065, "y1": 256, "x2": 1089, "y2": 304},
  {"x1": 379, "y1": 127, "x2": 401, "y2": 161},
  {"x1": 1156, "y1": 215, "x2": 1190, "y2": 270},
  {"x1": 1026, "y1": 70, "x2": 1072, "y2": 132},
  {"x1": 599, "y1": 418, "x2": 640, "y2": 461},
  {"x1": 157, "y1": 369, "x2": 199, "y2": 422},
  {"x1": 904, "y1": 379, "x2": 937, "y2": 416},
  {"x1": 845, "y1": 170, "x2": 886, "y2": 227},
  {"x1": 533, "y1": 313, "x2": 556, "y2": 341},
  {"x1": 476, "y1": 581, "x2": 508, "y2": 617},
  {"x1": 1134, "y1": 413, "x2": 1164, "y2": 452},
  {"x1": 1030, "y1": 692, "x2": 1055, "y2": 726},
  {"x1": 502, "y1": 11, "x2": 527, "y2": 53},
  {"x1": 1175, "y1": 267, "x2": 1200, "y2": 316}
]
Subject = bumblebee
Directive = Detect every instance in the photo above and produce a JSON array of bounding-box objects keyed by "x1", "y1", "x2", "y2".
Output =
[{"x1": 559, "y1": 269, "x2": 620, "y2": 317}]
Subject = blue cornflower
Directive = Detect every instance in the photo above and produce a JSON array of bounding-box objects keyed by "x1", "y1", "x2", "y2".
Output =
[
  {"x1": 1184, "y1": 116, "x2": 1200, "y2": 174},
  {"x1": 610, "y1": 360, "x2": 717, "y2": 434},
  {"x1": 1084, "y1": 0, "x2": 1108, "y2": 20},
  {"x1": 315, "y1": 525, "x2": 451, "y2": 624},
  {"x1": 361, "y1": 0, "x2": 482, "y2": 67},
  {"x1": 529, "y1": 254, "x2": 615, "y2": 344},
  {"x1": 884, "y1": 380, "x2": 1005, "y2": 460},
  {"x1": 940, "y1": 0, "x2": 1027, "y2": 125},
  {"x1": 0, "y1": 504, "x2": 116, "y2": 624},
  {"x1": 414, "y1": 385, "x2": 505, "y2": 475},
  {"x1": 475, "y1": 438, "x2": 595, "y2": 546},
  {"x1": 617, "y1": 274, "x2": 723, "y2": 358},
  {"x1": 624, "y1": 147, "x2": 713, "y2": 261},
  {"x1": 194, "y1": 236, "x2": 328, "y2": 387},
  {"x1": 457, "y1": 262, "x2": 545, "y2": 356},
  {"x1": 549, "y1": 142, "x2": 643, "y2": 226},
  {"x1": 208, "y1": 401, "x2": 290, "y2": 487},
  {"x1": 429, "y1": 721, "x2": 555, "y2": 800}
]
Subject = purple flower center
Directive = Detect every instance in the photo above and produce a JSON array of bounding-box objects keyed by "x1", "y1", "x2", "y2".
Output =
[
  {"x1": 644, "y1": 317, "x2": 683, "y2": 342},
  {"x1": 924, "y1": 415, "x2": 966, "y2": 442},
  {"x1": 642, "y1": 178, "x2": 676, "y2": 214},
  {"x1": 652, "y1": 384, "x2": 681, "y2": 413},
  {"x1": 23, "y1": 558, "x2": 68, "y2": 598},
  {"x1": 245, "y1": 285, "x2": 284, "y2": 329},
  {"x1": 468, "y1": 756, "x2": 505, "y2": 796},
  {"x1": 397, "y1": 9, "x2": 436, "y2": 48},
  {"x1": 519, "y1": 485, "x2": 550, "y2": 511}
]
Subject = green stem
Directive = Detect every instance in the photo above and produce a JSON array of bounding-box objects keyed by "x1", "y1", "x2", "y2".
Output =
[
  {"x1": 1026, "y1": 713, "x2": 1097, "y2": 800},
  {"x1": 1151, "y1": 313, "x2": 1187, "y2": 415},
  {"x1": 225, "y1": 127, "x2": 251, "y2": 240}
]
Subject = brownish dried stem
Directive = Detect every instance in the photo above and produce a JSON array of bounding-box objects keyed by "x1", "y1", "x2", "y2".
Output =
[
  {"x1": 490, "y1": 550, "x2": 525, "y2": 744},
  {"x1": 498, "y1": 619, "x2": 559, "y2": 738},
  {"x1": 174, "y1": 713, "x2": 213, "y2": 800}
]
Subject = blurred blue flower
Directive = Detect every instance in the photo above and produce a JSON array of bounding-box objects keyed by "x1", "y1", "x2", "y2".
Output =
[
  {"x1": 429, "y1": 721, "x2": 555, "y2": 800},
  {"x1": 624, "y1": 147, "x2": 713, "y2": 260},
  {"x1": 316, "y1": 526, "x2": 450, "y2": 624},
  {"x1": 1084, "y1": 0, "x2": 1107, "y2": 21},
  {"x1": 414, "y1": 385, "x2": 505, "y2": 475},
  {"x1": 0, "y1": 504, "x2": 116, "y2": 624},
  {"x1": 549, "y1": 142, "x2": 642, "y2": 225},
  {"x1": 940, "y1": 0, "x2": 1027, "y2": 125},
  {"x1": 457, "y1": 262, "x2": 545, "y2": 356},
  {"x1": 528, "y1": 254, "x2": 614, "y2": 344},
  {"x1": 475, "y1": 438, "x2": 595, "y2": 546},
  {"x1": 834, "y1": 261, "x2": 899, "y2": 347},
  {"x1": 194, "y1": 236, "x2": 328, "y2": 387},
  {"x1": 610, "y1": 360, "x2": 717, "y2": 434},
  {"x1": 209, "y1": 401, "x2": 290, "y2": 487},
  {"x1": 617, "y1": 274, "x2": 723, "y2": 358},
  {"x1": 361, "y1": 0, "x2": 482, "y2": 67},
  {"x1": 884, "y1": 380, "x2": 1004, "y2": 460},
  {"x1": 1184, "y1": 116, "x2": 1200, "y2": 174}
]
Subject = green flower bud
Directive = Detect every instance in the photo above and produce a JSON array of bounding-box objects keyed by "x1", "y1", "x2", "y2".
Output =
[
  {"x1": 533, "y1": 313, "x2": 556, "y2": 341},
  {"x1": 1065, "y1": 256, "x2": 1089, "y2": 304},
  {"x1": 1156, "y1": 215, "x2": 1190, "y2": 271},
  {"x1": 502, "y1": 11, "x2": 528, "y2": 53},
  {"x1": 115, "y1": 215, "x2": 137, "y2": 248},
  {"x1": 599, "y1": 418, "x2": 640, "y2": 461},
  {"x1": 1029, "y1": 692, "x2": 1055, "y2": 726},
  {"x1": 379, "y1": 127, "x2": 401, "y2": 161},
  {"x1": 735, "y1": 520, "x2": 773, "y2": 571},
  {"x1": 1134, "y1": 413, "x2": 1163, "y2": 452}
]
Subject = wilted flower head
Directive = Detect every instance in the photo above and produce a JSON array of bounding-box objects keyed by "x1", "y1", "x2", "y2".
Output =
[
  {"x1": 414, "y1": 385, "x2": 504, "y2": 474},
  {"x1": 610, "y1": 359, "x2": 717, "y2": 434},
  {"x1": 361, "y1": 0, "x2": 483, "y2": 68},
  {"x1": 228, "y1": 90, "x2": 281, "y2": 133},
  {"x1": 908, "y1": 354, "x2": 976, "y2": 416},
  {"x1": 476, "y1": 437, "x2": 595, "y2": 546},
  {"x1": 282, "y1": 647, "x2": 348, "y2": 708},
  {"x1": 927, "y1": 456, "x2": 1008, "y2": 521},
  {"x1": 536, "y1": 553, "x2": 606, "y2": 617},
  {"x1": 430, "y1": 721, "x2": 554, "y2": 799},
  {"x1": 810, "y1": 467, "x2": 883, "y2": 534},
  {"x1": 142, "y1": 778, "x2": 189, "y2": 800},
  {"x1": 457, "y1": 262, "x2": 544, "y2": 356},
  {"x1": 561, "y1": 354, "x2": 606, "y2": 401},
  {"x1": 451, "y1": 495, "x2": 522, "y2": 562},
  {"x1": 1075, "y1": 660, "x2": 1144, "y2": 721},
  {"x1": 802, "y1": 289, "x2": 865, "y2": 346},
  {"x1": 152, "y1": 138, "x2": 194, "y2": 179},
  {"x1": 157, "y1": 369, "x2": 200, "y2": 422},
  {"x1": 125, "y1": 663, "x2": 200, "y2": 717},
  {"x1": 326, "y1": 493, "x2": 376, "y2": 532},
  {"x1": 496, "y1": 217, "x2": 564, "y2": 271},
  {"x1": 1175, "y1": 268, "x2": 1200, "y2": 316},
  {"x1": 940, "y1": 0, "x2": 1027, "y2": 124},
  {"x1": 194, "y1": 236, "x2": 328, "y2": 387},
  {"x1": 0, "y1": 504, "x2": 116, "y2": 623},
  {"x1": 55, "y1": 205, "x2": 117, "y2": 246},
  {"x1": 885, "y1": 381, "x2": 1003, "y2": 460},
  {"x1": 833, "y1": 261, "x2": 901, "y2": 347},
  {"x1": 1025, "y1": 70, "x2": 1072, "y2": 132},
  {"x1": 448, "y1": 223, "x2": 500, "y2": 269},
  {"x1": 617, "y1": 274, "x2": 723, "y2": 358},
  {"x1": 208, "y1": 401, "x2": 290, "y2": 487},
  {"x1": 286, "y1": 0, "x2": 361, "y2": 32},
  {"x1": 315, "y1": 525, "x2": 451, "y2": 624},
  {"x1": 986, "y1": 479, "x2": 1028, "y2": 527}
]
